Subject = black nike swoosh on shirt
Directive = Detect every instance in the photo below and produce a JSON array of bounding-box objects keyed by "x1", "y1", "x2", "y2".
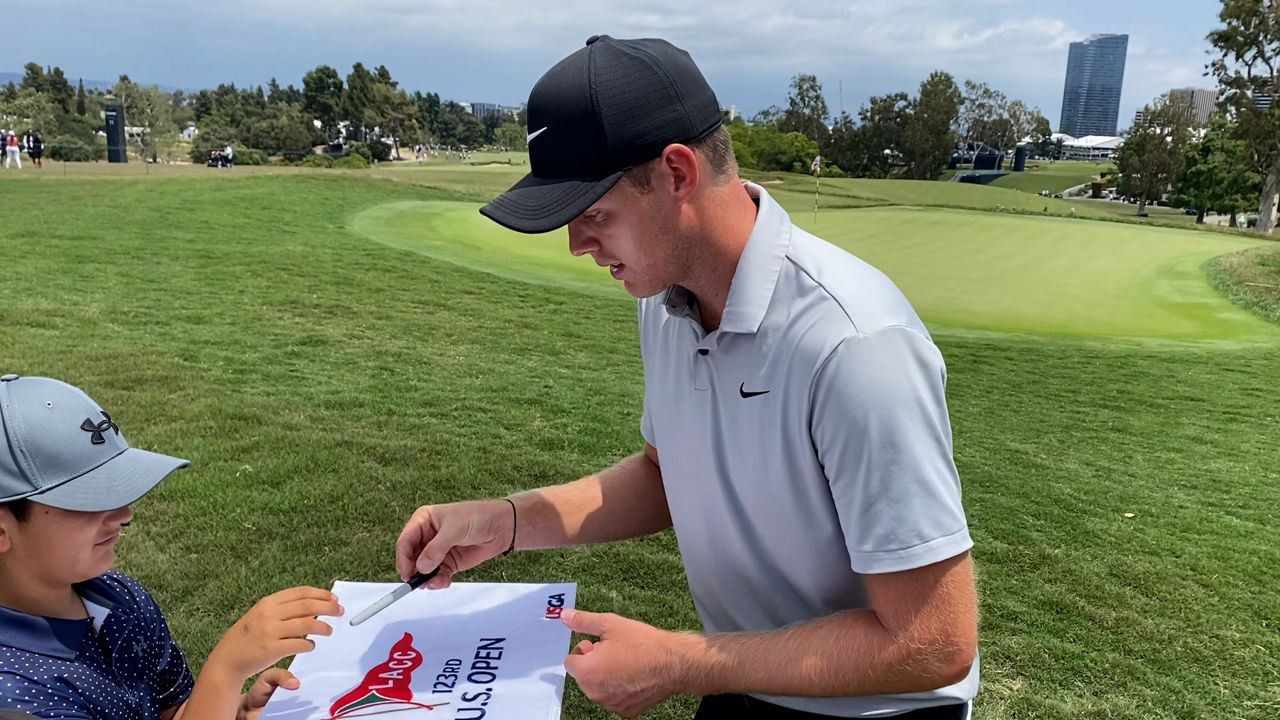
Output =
[{"x1": 739, "y1": 382, "x2": 770, "y2": 398}]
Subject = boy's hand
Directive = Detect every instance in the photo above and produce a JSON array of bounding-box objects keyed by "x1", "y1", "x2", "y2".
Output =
[
  {"x1": 238, "y1": 668, "x2": 300, "y2": 720},
  {"x1": 208, "y1": 586, "x2": 342, "y2": 683}
]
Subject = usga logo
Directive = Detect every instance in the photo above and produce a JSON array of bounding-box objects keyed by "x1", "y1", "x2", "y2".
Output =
[{"x1": 545, "y1": 593, "x2": 567, "y2": 619}]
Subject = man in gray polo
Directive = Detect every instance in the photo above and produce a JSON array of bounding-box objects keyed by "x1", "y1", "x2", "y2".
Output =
[{"x1": 395, "y1": 35, "x2": 977, "y2": 719}]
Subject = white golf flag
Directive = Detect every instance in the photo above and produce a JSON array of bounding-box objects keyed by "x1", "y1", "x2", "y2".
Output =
[{"x1": 261, "y1": 581, "x2": 577, "y2": 720}]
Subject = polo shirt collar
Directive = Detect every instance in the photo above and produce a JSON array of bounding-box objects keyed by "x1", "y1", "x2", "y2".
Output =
[
  {"x1": 0, "y1": 575, "x2": 122, "y2": 659},
  {"x1": 660, "y1": 182, "x2": 791, "y2": 335}
]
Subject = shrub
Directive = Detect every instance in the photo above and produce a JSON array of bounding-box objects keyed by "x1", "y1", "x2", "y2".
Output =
[
  {"x1": 345, "y1": 142, "x2": 373, "y2": 163},
  {"x1": 48, "y1": 135, "x2": 94, "y2": 162},
  {"x1": 367, "y1": 140, "x2": 392, "y2": 162},
  {"x1": 234, "y1": 148, "x2": 268, "y2": 166},
  {"x1": 334, "y1": 154, "x2": 369, "y2": 169},
  {"x1": 347, "y1": 140, "x2": 391, "y2": 163},
  {"x1": 300, "y1": 154, "x2": 334, "y2": 168}
]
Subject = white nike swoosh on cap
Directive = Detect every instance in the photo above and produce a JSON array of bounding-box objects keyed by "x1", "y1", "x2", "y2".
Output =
[{"x1": 527, "y1": 127, "x2": 548, "y2": 142}]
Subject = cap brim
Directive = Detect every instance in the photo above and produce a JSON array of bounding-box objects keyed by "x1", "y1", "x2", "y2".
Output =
[
  {"x1": 479, "y1": 171, "x2": 626, "y2": 234},
  {"x1": 27, "y1": 448, "x2": 189, "y2": 512}
]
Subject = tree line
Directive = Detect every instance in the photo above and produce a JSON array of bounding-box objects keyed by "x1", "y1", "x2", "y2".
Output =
[
  {"x1": 1113, "y1": 0, "x2": 1279, "y2": 232},
  {"x1": 2, "y1": 0, "x2": 1274, "y2": 232},
  {"x1": 728, "y1": 71, "x2": 1054, "y2": 182},
  {"x1": 0, "y1": 61, "x2": 529, "y2": 164}
]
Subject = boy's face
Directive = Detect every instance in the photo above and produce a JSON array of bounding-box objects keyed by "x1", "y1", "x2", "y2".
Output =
[{"x1": 0, "y1": 503, "x2": 134, "y2": 584}]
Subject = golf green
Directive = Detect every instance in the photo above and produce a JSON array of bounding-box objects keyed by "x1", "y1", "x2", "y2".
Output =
[{"x1": 352, "y1": 201, "x2": 1280, "y2": 343}]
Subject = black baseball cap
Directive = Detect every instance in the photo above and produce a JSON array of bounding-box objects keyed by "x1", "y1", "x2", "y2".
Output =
[{"x1": 480, "y1": 35, "x2": 722, "y2": 234}]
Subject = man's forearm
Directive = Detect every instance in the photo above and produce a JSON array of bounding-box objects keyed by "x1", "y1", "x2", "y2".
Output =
[
  {"x1": 510, "y1": 449, "x2": 671, "y2": 549},
  {"x1": 676, "y1": 607, "x2": 974, "y2": 699}
]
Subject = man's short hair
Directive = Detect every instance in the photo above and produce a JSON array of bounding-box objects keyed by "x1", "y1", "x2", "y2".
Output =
[
  {"x1": 623, "y1": 126, "x2": 738, "y2": 194},
  {"x1": 0, "y1": 499, "x2": 31, "y2": 522}
]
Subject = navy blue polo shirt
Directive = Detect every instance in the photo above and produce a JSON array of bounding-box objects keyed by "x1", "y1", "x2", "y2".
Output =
[{"x1": 0, "y1": 572, "x2": 194, "y2": 719}]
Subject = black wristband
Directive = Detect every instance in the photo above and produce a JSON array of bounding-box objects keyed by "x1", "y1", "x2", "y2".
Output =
[{"x1": 502, "y1": 497, "x2": 517, "y2": 557}]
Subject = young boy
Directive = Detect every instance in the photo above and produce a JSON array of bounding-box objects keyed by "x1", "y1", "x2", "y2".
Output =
[{"x1": 0, "y1": 374, "x2": 343, "y2": 719}]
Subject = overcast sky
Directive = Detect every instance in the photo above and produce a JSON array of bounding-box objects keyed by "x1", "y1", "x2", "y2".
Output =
[{"x1": 4, "y1": 0, "x2": 1223, "y2": 131}]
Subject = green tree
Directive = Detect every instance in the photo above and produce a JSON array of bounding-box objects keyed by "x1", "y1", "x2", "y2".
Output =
[
  {"x1": 413, "y1": 91, "x2": 442, "y2": 139},
  {"x1": 456, "y1": 112, "x2": 488, "y2": 149},
  {"x1": 129, "y1": 85, "x2": 177, "y2": 161},
  {"x1": 21, "y1": 63, "x2": 45, "y2": 93},
  {"x1": 0, "y1": 88, "x2": 59, "y2": 138},
  {"x1": 343, "y1": 63, "x2": 377, "y2": 140},
  {"x1": 302, "y1": 65, "x2": 344, "y2": 138},
  {"x1": 1030, "y1": 112, "x2": 1055, "y2": 156},
  {"x1": 76, "y1": 79, "x2": 88, "y2": 116},
  {"x1": 751, "y1": 105, "x2": 784, "y2": 128},
  {"x1": 1208, "y1": 0, "x2": 1280, "y2": 233},
  {"x1": 901, "y1": 71, "x2": 961, "y2": 180},
  {"x1": 494, "y1": 123, "x2": 527, "y2": 151},
  {"x1": 851, "y1": 92, "x2": 911, "y2": 178},
  {"x1": 43, "y1": 67, "x2": 74, "y2": 114},
  {"x1": 190, "y1": 121, "x2": 237, "y2": 163},
  {"x1": 245, "y1": 102, "x2": 320, "y2": 155},
  {"x1": 1170, "y1": 116, "x2": 1260, "y2": 224},
  {"x1": 369, "y1": 79, "x2": 417, "y2": 158},
  {"x1": 1116, "y1": 93, "x2": 1195, "y2": 215},
  {"x1": 481, "y1": 110, "x2": 504, "y2": 144},
  {"x1": 729, "y1": 124, "x2": 818, "y2": 173},
  {"x1": 111, "y1": 74, "x2": 140, "y2": 114},
  {"x1": 277, "y1": 84, "x2": 303, "y2": 106},
  {"x1": 778, "y1": 74, "x2": 830, "y2": 143},
  {"x1": 956, "y1": 80, "x2": 1031, "y2": 152}
]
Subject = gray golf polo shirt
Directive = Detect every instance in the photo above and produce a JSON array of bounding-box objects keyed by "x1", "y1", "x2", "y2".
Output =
[{"x1": 639, "y1": 183, "x2": 977, "y2": 716}]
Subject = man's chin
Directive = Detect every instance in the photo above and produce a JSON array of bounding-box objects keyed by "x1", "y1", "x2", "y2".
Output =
[{"x1": 620, "y1": 278, "x2": 663, "y2": 299}]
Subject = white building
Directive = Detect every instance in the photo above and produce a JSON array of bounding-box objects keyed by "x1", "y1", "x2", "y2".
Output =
[{"x1": 1055, "y1": 133, "x2": 1124, "y2": 160}]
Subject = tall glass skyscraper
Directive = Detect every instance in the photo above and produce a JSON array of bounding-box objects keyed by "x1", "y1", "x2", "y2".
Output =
[{"x1": 1059, "y1": 34, "x2": 1129, "y2": 136}]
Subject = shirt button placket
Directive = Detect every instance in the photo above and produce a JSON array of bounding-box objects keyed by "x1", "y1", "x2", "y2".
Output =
[{"x1": 694, "y1": 348, "x2": 710, "y2": 391}]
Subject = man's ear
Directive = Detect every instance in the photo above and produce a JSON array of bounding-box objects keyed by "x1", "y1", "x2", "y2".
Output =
[
  {"x1": 658, "y1": 143, "x2": 701, "y2": 202},
  {"x1": 0, "y1": 509, "x2": 14, "y2": 554}
]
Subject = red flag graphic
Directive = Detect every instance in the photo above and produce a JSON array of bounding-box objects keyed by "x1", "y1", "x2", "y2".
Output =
[{"x1": 329, "y1": 633, "x2": 444, "y2": 718}]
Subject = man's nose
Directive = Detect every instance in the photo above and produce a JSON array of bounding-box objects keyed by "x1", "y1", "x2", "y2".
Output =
[{"x1": 567, "y1": 224, "x2": 599, "y2": 257}]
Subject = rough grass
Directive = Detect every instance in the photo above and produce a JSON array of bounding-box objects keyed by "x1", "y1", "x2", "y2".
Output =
[
  {"x1": 1, "y1": 171, "x2": 1278, "y2": 719},
  {"x1": 1204, "y1": 244, "x2": 1280, "y2": 325}
]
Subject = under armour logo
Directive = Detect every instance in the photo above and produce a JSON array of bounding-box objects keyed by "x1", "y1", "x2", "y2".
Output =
[{"x1": 81, "y1": 412, "x2": 119, "y2": 445}]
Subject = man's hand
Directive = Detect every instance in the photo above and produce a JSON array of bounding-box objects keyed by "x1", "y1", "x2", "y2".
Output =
[
  {"x1": 395, "y1": 500, "x2": 513, "y2": 588},
  {"x1": 207, "y1": 587, "x2": 342, "y2": 684},
  {"x1": 238, "y1": 668, "x2": 300, "y2": 720},
  {"x1": 561, "y1": 608, "x2": 694, "y2": 718}
]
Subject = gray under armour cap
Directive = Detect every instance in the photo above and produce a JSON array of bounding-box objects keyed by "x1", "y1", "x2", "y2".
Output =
[{"x1": 0, "y1": 374, "x2": 189, "y2": 511}]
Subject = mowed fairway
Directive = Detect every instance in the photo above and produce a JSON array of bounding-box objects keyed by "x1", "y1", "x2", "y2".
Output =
[
  {"x1": 354, "y1": 200, "x2": 1279, "y2": 342},
  {"x1": 1, "y1": 172, "x2": 1278, "y2": 720}
]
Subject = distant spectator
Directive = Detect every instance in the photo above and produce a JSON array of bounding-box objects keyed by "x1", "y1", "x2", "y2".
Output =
[
  {"x1": 23, "y1": 130, "x2": 43, "y2": 169},
  {"x1": 4, "y1": 132, "x2": 20, "y2": 169},
  {"x1": 223, "y1": 144, "x2": 235, "y2": 168}
]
